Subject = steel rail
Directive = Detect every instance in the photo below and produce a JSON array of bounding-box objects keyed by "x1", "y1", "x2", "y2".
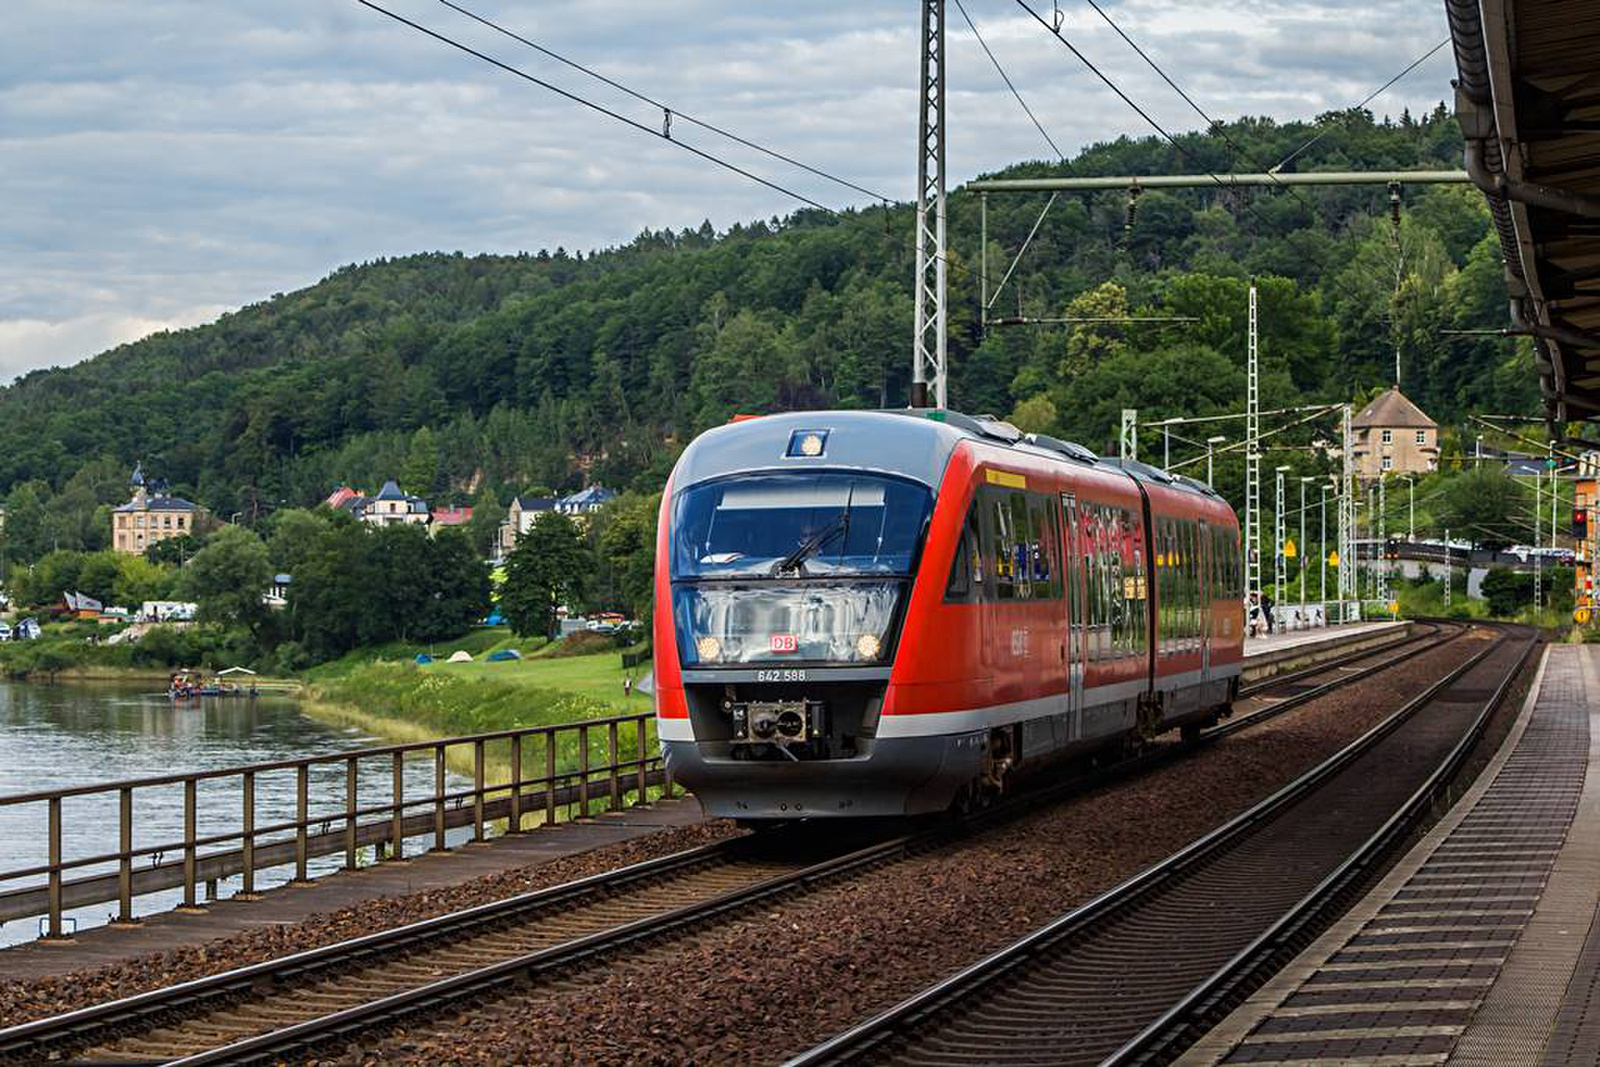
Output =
[
  {"x1": 1108, "y1": 624, "x2": 1538, "y2": 1064},
  {"x1": 0, "y1": 625, "x2": 1458, "y2": 1064},
  {"x1": 0, "y1": 831, "x2": 759, "y2": 1060},
  {"x1": 1237, "y1": 622, "x2": 1436, "y2": 698},
  {"x1": 786, "y1": 623, "x2": 1531, "y2": 1066}
]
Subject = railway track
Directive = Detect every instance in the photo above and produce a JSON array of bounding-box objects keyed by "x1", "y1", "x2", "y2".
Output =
[
  {"x1": 786, "y1": 623, "x2": 1537, "y2": 1067},
  {"x1": 0, "y1": 623, "x2": 1470, "y2": 1066}
]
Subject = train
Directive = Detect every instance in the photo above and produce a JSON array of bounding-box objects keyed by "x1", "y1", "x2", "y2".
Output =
[{"x1": 652, "y1": 408, "x2": 1245, "y2": 819}]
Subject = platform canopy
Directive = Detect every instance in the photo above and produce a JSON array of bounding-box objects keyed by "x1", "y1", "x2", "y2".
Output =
[{"x1": 1449, "y1": 0, "x2": 1600, "y2": 427}]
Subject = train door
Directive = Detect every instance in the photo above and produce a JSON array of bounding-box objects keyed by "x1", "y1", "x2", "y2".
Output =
[
  {"x1": 1061, "y1": 492, "x2": 1084, "y2": 730},
  {"x1": 1199, "y1": 520, "x2": 1213, "y2": 682}
]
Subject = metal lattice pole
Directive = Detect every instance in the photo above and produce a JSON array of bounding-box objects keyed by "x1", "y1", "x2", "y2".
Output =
[
  {"x1": 1275, "y1": 469, "x2": 1287, "y2": 605},
  {"x1": 1121, "y1": 409, "x2": 1138, "y2": 461},
  {"x1": 912, "y1": 0, "x2": 948, "y2": 409},
  {"x1": 1339, "y1": 404, "x2": 1355, "y2": 618},
  {"x1": 1378, "y1": 473, "x2": 1389, "y2": 610},
  {"x1": 1245, "y1": 282, "x2": 1261, "y2": 610}
]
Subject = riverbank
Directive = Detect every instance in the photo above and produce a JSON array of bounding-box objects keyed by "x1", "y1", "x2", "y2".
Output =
[{"x1": 299, "y1": 640, "x2": 652, "y2": 780}]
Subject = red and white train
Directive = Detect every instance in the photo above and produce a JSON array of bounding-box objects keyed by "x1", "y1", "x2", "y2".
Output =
[{"x1": 653, "y1": 409, "x2": 1244, "y2": 819}]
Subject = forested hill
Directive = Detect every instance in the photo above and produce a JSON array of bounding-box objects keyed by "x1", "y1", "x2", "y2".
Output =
[{"x1": 0, "y1": 105, "x2": 1535, "y2": 527}]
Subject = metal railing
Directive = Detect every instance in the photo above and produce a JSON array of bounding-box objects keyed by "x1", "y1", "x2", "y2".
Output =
[{"x1": 0, "y1": 711, "x2": 673, "y2": 939}]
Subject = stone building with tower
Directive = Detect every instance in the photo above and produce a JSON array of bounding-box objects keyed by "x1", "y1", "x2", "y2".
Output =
[
  {"x1": 1350, "y1": 387, "x2": 1439, "y2": 479},
  {"x1": 111, "y1": 465, "x2": 205, "y2": 555}
]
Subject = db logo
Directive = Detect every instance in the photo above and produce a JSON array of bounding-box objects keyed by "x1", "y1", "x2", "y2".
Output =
[{"x1": 769, "y1": 633, "x2": 799, "y2": 653}]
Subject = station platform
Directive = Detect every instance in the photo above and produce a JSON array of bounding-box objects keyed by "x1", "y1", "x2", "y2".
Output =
[
  {"x1": 0, "y1": 798, "x2": 707, "y2": 982},
  {"x1": 1182, "y1": 642, "x2": 1600, "y2": 1066}
]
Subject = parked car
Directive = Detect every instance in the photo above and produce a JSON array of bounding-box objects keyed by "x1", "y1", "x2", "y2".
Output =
[{"x1": 0, "y1": 622, "x2": 11, "y2": 642}]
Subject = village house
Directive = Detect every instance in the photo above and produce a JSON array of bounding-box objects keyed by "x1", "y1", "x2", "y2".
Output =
[
  {"x1": 1350, "y1": 387, "x2": 1439, "y2": 479},
  {"x1": 325, "y1": 481, "x2": 430, "y2": 527},
  {"x1": 111, "y1": 467, "x2": 204, "y2": 554},
  {"x1": 496, "y1": 486, "x2": 618, "y2": 558},
  {"x1": 429, "y1": 505, "x2": 473, "y2": 530}
]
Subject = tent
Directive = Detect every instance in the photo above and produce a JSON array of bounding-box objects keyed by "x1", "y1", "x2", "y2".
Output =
[
  {"x1": 217, "y1": 666, "x2": 257, "y2": 677},
  {"x1": 447, "y1": 650, "x2": 474, "y2": 663},
  {"x1": 486, "y1": 649, "x2": 522, "y2": 662},
  {"x1": 415, "y1": 653, "x2": 434, "y2": 665}
]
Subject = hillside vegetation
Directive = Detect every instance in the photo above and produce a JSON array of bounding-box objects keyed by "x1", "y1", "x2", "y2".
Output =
[{"x1": 0, "y1": 107, "x2": 1534, "y2": 554}]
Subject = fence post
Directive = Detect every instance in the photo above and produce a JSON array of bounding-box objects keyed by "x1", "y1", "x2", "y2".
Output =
[
  {"x1": 433, "y1": 744, "x2": 447, "y2": 852},
  {"x1": 544, "y1": 729, "x2": 557, "y2": 826},
  {"x1": 46, "y1": 796, "x2": 63, "y2": 938},
  {"x1": 117, "y1": 786, "x2": 137, "y2": 924},
  {"x1": 472, "y1": 739, "x2": 486, "y2": 843},
  {"x1": 634, "y1": 717, "x2": 648, "y2": 806},
  {"x1": 607, "y1": 721, "x2": 621, "y2": 812},
  {"x1": 509, "y1": 733, "x2": 523, "y2": 833},
  {"x1": 578, "y1": 724, "x2": 591, "y2": 819},
  {"x1": 344, "y1": 757, "x2": 358, "y2": 871},
  {"x1": 181, "y1": 778, "x2": 201, "y2": 911},
  {"x1": 240, "y1": 770, "x2": 257, "y2": 897},
  {"x1": 294, "y1": 764, "x2": 309, "y2": 884},
  {"x1": 390, "y1": 751, "x2": 405, "y2": 861}
]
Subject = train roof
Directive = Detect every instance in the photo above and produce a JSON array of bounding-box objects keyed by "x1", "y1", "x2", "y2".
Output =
[{"x1": 673, "y1": 409, "x2": 1226, "y2": 505}]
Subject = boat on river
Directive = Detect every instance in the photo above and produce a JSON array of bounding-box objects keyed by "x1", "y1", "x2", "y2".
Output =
[{"x1": 168, "y1": 670, "x2": 258, "y2": 701}]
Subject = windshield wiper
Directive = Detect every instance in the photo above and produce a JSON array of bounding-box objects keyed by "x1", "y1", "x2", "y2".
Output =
[{"x1": 773, "y1": 515, "x2": 849, "y2": 575}]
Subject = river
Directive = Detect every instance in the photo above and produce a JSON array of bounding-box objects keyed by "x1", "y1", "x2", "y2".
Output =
[{"x1": 0, "y1": 679, "x2": 468, "y2": 946}]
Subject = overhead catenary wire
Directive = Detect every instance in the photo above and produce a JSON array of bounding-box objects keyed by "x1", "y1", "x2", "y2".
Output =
[
  {"x1": 953, "y1": 0, "x2": 1068, "y2": 316},
  {"x1": 354, "y1": 0, "x2": 986, "y2": 287},
  {"x1": 1270, "y1": 38, "x2": 1453, "y2": 173},
  {"x1": 354, "y1": 0, "x2": 838, "y2": 213},
  {"x1": 433, "y1": 0, "x2": 893, "y2": 205}
]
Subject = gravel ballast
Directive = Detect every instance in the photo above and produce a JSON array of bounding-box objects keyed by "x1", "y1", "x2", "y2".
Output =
[{"x1": 344, "y1": 630, "x2": 1499, "y2": 1065}]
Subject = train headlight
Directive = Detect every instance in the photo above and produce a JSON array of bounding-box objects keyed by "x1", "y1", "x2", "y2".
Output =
[
  {"x1": 855, "y1": 633, "x2": 882, "y2": 660},
  {"x1": 696, "y1": 636, "x2": 722, "y2": 662}
]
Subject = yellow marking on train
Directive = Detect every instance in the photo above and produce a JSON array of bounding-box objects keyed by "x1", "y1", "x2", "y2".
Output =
[{"x1": 986, "y1": 469, "x2": 1028, "y2": 489}]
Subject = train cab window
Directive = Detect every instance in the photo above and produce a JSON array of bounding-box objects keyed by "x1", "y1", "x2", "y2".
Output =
[{"x1": 944, "y1": 501, "x2": 983, "y2": 602}]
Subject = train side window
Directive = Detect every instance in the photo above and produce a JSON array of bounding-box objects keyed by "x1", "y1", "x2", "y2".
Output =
[
  {"x1": 1129, "y1": 509, "x2": 1145, "y2": 654},
  {"x1": 944, "y1": 500, "x2": 983, "y2": 602},
  {"x1": 1028, "y1": 493, "x2": 1062, "y2": 599}
]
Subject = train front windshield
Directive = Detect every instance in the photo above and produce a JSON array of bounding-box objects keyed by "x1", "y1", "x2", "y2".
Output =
[{"x1": 671, "y1": 473, "x2": 931, "y2": 666}]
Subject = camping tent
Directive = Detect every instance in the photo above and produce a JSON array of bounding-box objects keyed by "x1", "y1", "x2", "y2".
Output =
[
  {"x1": 447, "y1": 650, "x2": 473, "y2": 663},
  {"x1": 415, "y1": 653, "x2": 434, "y2": 665},
  {"x1": 486, "y1": 649, "x2": 522, "y2": 662}
]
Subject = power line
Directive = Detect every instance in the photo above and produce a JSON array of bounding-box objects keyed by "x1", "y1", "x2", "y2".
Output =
[
  {"x1": 354, "y1": 0, "x2": 988, "y2": 287},
  {"x1": 1076, "y1": 0, "x2": 1320, "y2": 218},
  {"x1": 1272, "y1": 38, "x2": 1452, "y2": 173},
  {"x1": 433, "y1": 0, "x2": 892, "y2": 205},
  {"x1": 953, "y1": 0, "x2": 1066, "y2": 161},
  {"x1": 354, "y1": 0, "x2": 839, "y2": 214}
]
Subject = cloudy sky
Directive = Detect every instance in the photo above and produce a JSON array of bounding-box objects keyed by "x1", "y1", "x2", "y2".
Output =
[{"x1": 1, "y1": 0, "x2": 1458, "y2": 382}]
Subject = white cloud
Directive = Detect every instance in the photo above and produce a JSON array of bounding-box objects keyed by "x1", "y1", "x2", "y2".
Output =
[{"x1": 1, "y1": 0, "x2": 1459, "y2": 378}]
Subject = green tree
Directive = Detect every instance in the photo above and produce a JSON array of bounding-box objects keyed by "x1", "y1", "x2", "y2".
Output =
[
  {"x1": 501, "y1": 513, "x2": 588, "y2": 638},
  {"x1": 289, "y1": 521, "x2": 381, "y2": 659},
  {"x1": 76, "y1": 552, "x2": 122, "y2": 604},
  {"x1": 2, "y1": 482, "x2": 50, "y2": 565},
  {"x1": 595, "y1": 492, "x2": 660, "y2": 620},
  {"x1": 113, "y1": 555, "x2": 174, "y2": 606},
  {"x1": 266, "y1": 507, "x2": 331, "y2": 575},
  {"x1": 464, "y1": 487, "x2": 506, "y2": 558},
  {"x1": 1438, "y1": 467, "x2": 1529, "y2": 551},
  {"x1": 400, "y1": 426, "x2": 440, "y2": 497},
  {"x1": 180, "y1": 525, "x2": 274, "y2": 638},
  {"x1": 422, "y1": 527, "x2": 492, "y2": 638},
  {"x1": 145, "y1": 533, "x2": 203, "y2": 566},
  {"x1": 1006, "y1": 395, "x2": 1059, "y2": 435}
]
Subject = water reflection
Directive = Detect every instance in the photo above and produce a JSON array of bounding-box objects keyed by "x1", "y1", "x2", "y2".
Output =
[{"x1": 0, "y1": 680, "x2": 469, "y2": 946}]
